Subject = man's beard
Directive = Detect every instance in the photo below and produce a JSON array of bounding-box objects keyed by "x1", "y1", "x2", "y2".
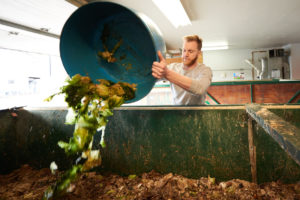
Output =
[{"x1": 183, "y1": 56, "x2": 198, "y2": 67}]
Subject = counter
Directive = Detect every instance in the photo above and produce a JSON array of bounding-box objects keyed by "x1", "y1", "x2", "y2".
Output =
[{"x1": 206, "y1": 80, "x2": 300, "y2": 104}]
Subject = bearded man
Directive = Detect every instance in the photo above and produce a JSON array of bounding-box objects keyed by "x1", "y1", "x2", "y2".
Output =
[{"x1": 152, "y1": 35, "x2": 212, "y2": 105}]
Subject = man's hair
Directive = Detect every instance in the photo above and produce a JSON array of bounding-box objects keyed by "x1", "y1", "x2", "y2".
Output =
[{"x1": 183, "y1": 35, "x2": 202, "y2": 50}]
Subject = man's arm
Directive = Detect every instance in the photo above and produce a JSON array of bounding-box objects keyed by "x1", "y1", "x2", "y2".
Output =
[
  {"x1": 188, "y1": 67, "x2": 212, "y2": 95},
  {"x1": 152, "y1": 51, "x2": 192, "y2": 89},
  {"x1": 152, "y1": 51, "x2": 212, "y2": 95},
  {"x1": 165, "y1": 69, "x2": 192, "y2": 91}
]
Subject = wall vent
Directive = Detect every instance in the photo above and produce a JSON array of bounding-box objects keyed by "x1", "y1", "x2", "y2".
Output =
[{"x1": 269, "y1": 49, "x2": 284, "y2": 57}]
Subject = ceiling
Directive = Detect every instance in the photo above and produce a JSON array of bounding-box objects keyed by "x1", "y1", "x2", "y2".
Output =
[
  {"x1": 97, "y1": 0, "x2": 300, "y2": 50},
  {"x1": 0, "y1": 0, "x2": 300, "y2": 54}
]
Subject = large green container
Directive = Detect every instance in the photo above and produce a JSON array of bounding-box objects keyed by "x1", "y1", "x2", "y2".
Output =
[{"x1": 1, "y1": 105, "x2": 300, "y2": 184}]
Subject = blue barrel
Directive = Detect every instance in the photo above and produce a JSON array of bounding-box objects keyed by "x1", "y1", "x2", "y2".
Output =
[{"x1": 60, "y1": 1, "x2": 166, "y2": 103}]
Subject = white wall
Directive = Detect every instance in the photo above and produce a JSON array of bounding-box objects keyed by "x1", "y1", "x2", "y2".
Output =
[
  {"x1": 203, "y1": 49, "x2": 255, "y2": 81},
  {"x1": 284, "y1": 43, "x2": 300, "y2": 80}
]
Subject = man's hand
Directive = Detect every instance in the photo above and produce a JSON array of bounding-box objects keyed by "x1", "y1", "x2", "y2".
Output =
[{"x1": 152, "y1": 51, "x2": 168, "y2": 79}]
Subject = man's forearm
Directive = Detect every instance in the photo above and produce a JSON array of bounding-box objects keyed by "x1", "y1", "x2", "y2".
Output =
[{"x1": 165, "y1": 69, "x2": 192, "y2": 90}]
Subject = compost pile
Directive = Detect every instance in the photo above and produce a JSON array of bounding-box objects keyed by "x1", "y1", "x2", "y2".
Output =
[{"x1": 1, "y1": 164, "x2": 300, "y2": 200}]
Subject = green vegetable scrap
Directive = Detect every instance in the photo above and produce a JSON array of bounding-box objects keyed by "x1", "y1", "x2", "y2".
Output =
[
  {"x1": 43, "y1": 74, "x2": 136, "y2": 199},
  {"x1": 128, "y1": 174, "x2": 137, "y2": 180}
]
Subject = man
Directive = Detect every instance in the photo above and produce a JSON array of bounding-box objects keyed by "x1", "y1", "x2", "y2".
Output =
[{"x1": 152, "y1": 35, "x2": 212, "y2": 105}]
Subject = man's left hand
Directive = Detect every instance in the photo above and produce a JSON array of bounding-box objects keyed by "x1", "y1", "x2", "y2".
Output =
[{"x1": 152, "y1": 51, "x2": 168, "y2": 79}]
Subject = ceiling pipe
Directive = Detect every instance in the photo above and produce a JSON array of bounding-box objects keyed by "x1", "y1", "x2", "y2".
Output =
[
  {"x1": 0, "y1": 18, "x2": 60, "y2": 39},
  {"x1": 65, "y1": 0, "x2": 88, "y2": 7}
]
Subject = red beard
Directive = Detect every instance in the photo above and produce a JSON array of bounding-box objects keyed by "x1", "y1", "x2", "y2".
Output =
[{"x1": 183, "y1": 56, "x2": 198, "y2": 67}]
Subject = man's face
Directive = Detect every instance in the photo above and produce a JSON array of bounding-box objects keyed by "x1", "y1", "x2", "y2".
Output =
[{"x1": 182, "y1": 41, "x2": 200, "y2": 67}]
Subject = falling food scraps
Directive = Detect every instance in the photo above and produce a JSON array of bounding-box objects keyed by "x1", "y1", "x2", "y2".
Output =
[{"x1": 43, "y1": 74, "x2": 136, "y2": 199}]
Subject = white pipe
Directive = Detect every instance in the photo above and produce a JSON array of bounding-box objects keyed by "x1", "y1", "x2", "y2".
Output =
[{"x1": 245, "y1": 59, "x2": 261, "y2": 75}]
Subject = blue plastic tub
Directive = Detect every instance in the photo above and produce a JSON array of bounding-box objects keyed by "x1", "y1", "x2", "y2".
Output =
[{"x1": 60, "y1": 1, "x2": 166, "y2": 102}]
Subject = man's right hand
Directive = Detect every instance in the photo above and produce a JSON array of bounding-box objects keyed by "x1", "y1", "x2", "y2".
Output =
[{"x1": 152, "y1": 51, "x2": 168, "y2": 79}]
